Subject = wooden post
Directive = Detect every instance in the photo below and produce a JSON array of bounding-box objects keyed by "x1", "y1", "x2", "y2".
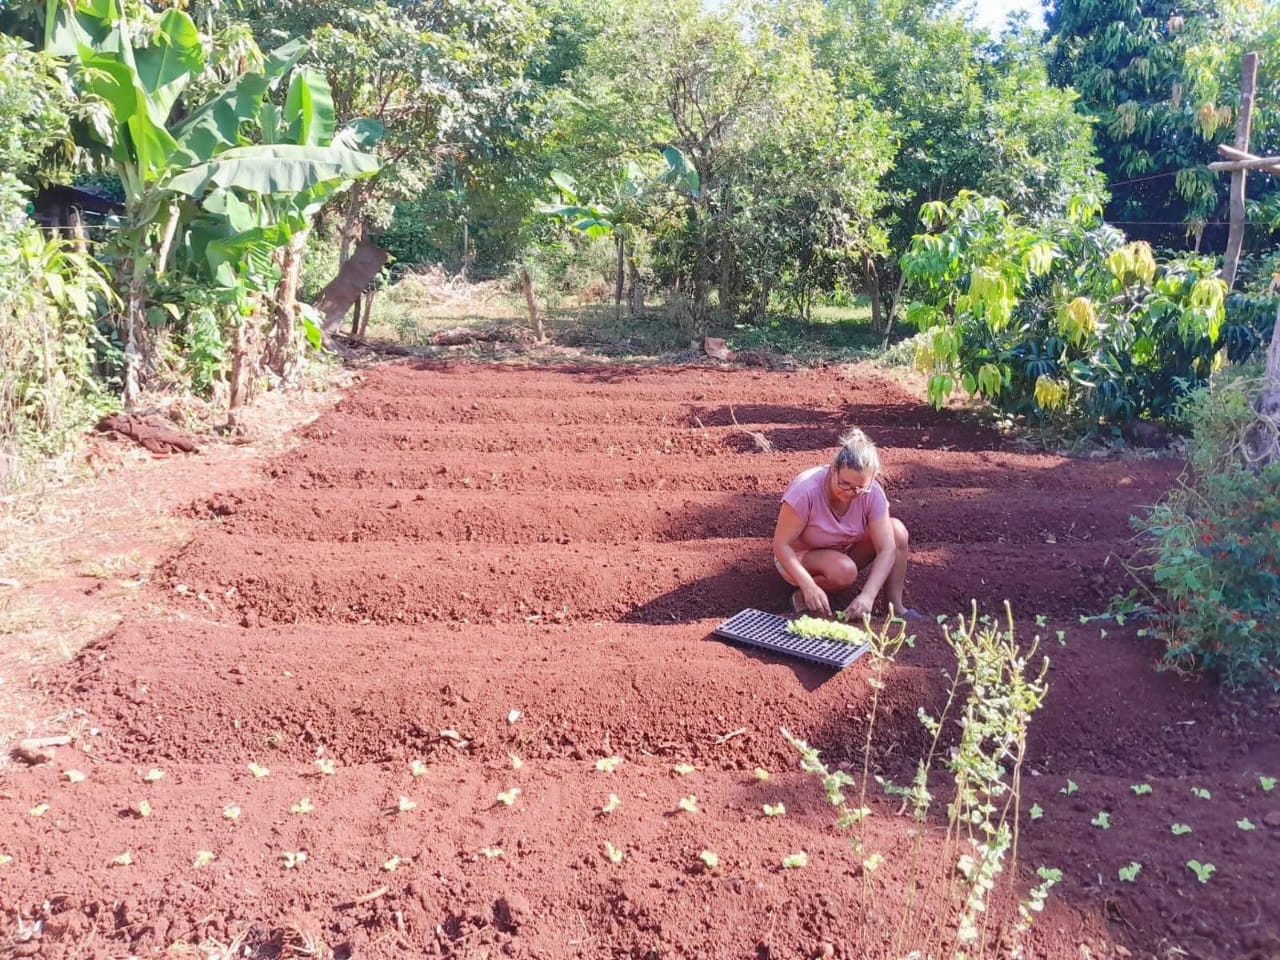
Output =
[{"x1": 1222, "y1": 52, "x2": 1259, "y2": 291}]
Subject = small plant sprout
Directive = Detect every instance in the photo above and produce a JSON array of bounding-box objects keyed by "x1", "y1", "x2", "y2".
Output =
[
  {"x1": 672, "y1": 763, "x2": 696, "y2": 775},
  {"x1": 508, "y1": 753, "x2": 524, "y2": 771},
  {"x1": 193, "y1": 850, "x2": 215, "y2": 868},
  {"x1": 222, "y1": 803, "x2": 241, "y2": 821},
  {"x1": 314, "y1": 758, "x2": 336, "y2": 776},
  {"x1": 753, "y1": 767, "x2": 770, "y2": 781},
  {"x1": 28, "y1": 803, "x2": 49, "y2": 817},
  {"x1": 1186, "y1": 860, "x2": 1216, "y2": 883},
  {"x1": 290, "y1": 797, "x2": 314, "y2": 815},
  {"x1": 1035, "y1": 614, "x2": 1047, "y2": 626},
  {"x1": 480, "y1": 847, "x2": 504, "y2": 859},
  {"x1": 1260, "y1": 775, "x2": 1276, "y2": 793},
  {"x1": 1029, "y1": 803, "x2": 1044, "y2": 820},
  {"x1": 1170, "y1": 823, "x2": 1192, "y2": 836},
  {"x1": 383, "y1": 856, "x2": 403, "y2": 872},
  {"x1": 1118, "y1": 862, "x2": 1142, "y2": 882},
  {"x1": 1055, "y1": 629, "x2": 1067, "y2": 644},
  {"x1": 133, "y1": 799, "x2": 152, "y2": 818},
  {"x1": 595, "y1": 756, "x2": 624, "y2": 773},
  {"x1": 507, "y1": 709, "x2": 522, "y2": 724},
  {"x1": 1060, "y1": 779, "x2": 1078, "y2": 796},
  {"x1": 1191, "y1": 787, "x2": 1211, "y2": 800},
  {"x1": 1091, "y1": 811, "x2": 1111, "y2": 830},
  {"x1": 601, "y1": 794, "x2": 621, "y2": 814},
  {"x1": 862, "y1": 853, "x2": 885, "y2": 872},
  {"x1": 1130, "y1": 783, "x2": 1152, "y2": 796},
  {"x1": 397, "y1": 795, "x2": 417, "y2": 813},
  {"x1": 781, "y1": 851, "x2": 809, "y2": 869},
  {"x1": 63, "y1": 770, "x2": 86, "y2": 783},
  {"x1": 0, "y1": 855, "x2": 13, "y2": 867},
  {"x1": 698, "y1": 850, "x2": 720, "y2": 870},
  {"x1": 603, "y1": 842, "x2": 625, "y2": 864},
  {"x1": 111, "y1": 851, "x2": 133, "y2": 867},
  {"x1": 762, "y1": 803, "x2": 786, "y2": 818},
  {"x1": 247, "y1": 762, "x2": 269, "y2": 779},
  {"x1": 142, "y1": 768, "x2": 165, "y2": 783},
  {"x1": 677, "y1": 795, "x2": 699, "y2": 813},
  {"x1": 1237, "y1": 818, "x2": 1256, "y2": 831},
  {"x1": 409, "y1": 759, "x2": 429, "y2": 777},
  {"x1": 496, "y1": 787, "x2": 521, "y2": 806},
  {"x1": 281, "y1": 850, "x2": 307, "y2": 870}
]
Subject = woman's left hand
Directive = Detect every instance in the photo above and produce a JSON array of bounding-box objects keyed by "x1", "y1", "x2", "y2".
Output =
[{"x1": 843, "y1": 594, "x2": 874, "y2": 619}]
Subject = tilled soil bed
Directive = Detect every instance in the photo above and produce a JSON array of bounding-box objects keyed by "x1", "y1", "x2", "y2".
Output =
[{"x1": 3, "y1": 361, "x2": 1279, "y2": 960}]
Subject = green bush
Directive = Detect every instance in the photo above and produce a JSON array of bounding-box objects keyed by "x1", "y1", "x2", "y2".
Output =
[
  {"x1": 901, "y1": 192, "x2": 1231, "y2": 429},
  {"x1": 1132, "y1": 371, "x2": 1280, "y2": 688}
]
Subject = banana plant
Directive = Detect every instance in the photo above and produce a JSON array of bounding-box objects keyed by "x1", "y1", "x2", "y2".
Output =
[{"x1": 46, "y1": 0, "x2": 380, "y2": 410}]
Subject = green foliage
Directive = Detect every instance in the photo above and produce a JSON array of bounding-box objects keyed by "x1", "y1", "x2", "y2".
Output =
[
  {"x1": 1131, "y1": 371, "x2": 1280, "y2": 688},
  {"x1": 902, "y1": 191, "x2": 1230, "y2": 426}
]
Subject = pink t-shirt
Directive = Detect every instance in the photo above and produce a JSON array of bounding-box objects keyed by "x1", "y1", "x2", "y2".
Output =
[{"x1": 781, "y1": 466, "x2": 889, "y2": 552}]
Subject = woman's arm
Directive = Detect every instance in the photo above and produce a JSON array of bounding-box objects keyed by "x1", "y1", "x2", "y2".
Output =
[
  {"x1": 772, "y1": 502, "x2": 832, "y2": 616},
  {"x1": 845, "y1": 512, "x2": 897, "y2": 617}
]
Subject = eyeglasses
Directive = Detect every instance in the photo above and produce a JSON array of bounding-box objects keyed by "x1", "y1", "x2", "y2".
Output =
[{"x1": 834, "y1": 471, "x2": 876, "y2": 495}]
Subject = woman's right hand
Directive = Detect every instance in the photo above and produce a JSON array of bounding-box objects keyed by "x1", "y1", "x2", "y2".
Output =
[{"x1": 801, "y1": 582, "x2": 831, "y2": 617}]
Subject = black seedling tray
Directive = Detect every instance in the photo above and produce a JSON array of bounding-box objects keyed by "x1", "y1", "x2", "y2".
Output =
[{"x1": 713, "y1": 608, "x2": 869, "y2": 669}]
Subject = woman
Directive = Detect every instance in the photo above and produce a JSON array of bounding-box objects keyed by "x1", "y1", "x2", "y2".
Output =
[{"x1": 772, "y1": 428, "x2": 914, "y2": 619}]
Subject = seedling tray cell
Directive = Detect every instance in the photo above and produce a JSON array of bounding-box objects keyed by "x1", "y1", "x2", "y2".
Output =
[{"x1": 713, "y1": 608, "x2": 869, "y2": 669}]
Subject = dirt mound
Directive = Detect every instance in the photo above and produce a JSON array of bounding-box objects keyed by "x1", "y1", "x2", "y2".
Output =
[{"x1": 4, "y1": 361, "x2": 1278, "y2": 960}]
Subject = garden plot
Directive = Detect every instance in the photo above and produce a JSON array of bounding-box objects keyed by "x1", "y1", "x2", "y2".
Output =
[{"x1": 2, "y1": 362, "x2": 1278, "y2": 960}]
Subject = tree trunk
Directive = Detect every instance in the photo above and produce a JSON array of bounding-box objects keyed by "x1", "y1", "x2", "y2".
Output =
[
  {"x1": 1222, "y1": 52, "x2": 1258, "y2": 291},
  {"x1": 339, "y1": 188, "x2": 363, "y2": 266},
  {"x1": 866, "y1": 258, "x2": 883, "y2": 332},
  {"x1": 880, "y1": 269, "x2": 908, "y2": 350},
  {"x1": 1252, "y1": 299, "x2": 1280, "y2": 464},
  {"x1": 626, "y1": 257, "x2": 645, "y2": 317},
  {"x1": 122, "y1": 255, "x2": 148, "y2": 410},
  {"x1": 614, "y1": 233, "x2": 625, "y2": 313},
  {"x1": 265, "y1": 228, "x2": 310, "y2": 383},
  {"x1": 521, "y1": 267, "x2": 544, "y2": 341},
  {"x1": 226, "y1": 321, "x2": 249, "y2": 431},
  {"x1": 355, "y1": 288, "x2": 376, "y2": 338}
]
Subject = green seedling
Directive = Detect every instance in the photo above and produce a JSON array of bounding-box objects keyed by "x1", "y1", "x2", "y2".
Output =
[
  {"x1": 142, "y1": 768, "x2": 165, "y2": 783},
  {"x1": 672, "y1": 763, "x2": 696, "y2": 775},
  {"x1": 507, "y1": 710, "x2": 522, "y2": 724},
  {"x1": 1170, "y1": 823, "x2": 1192, "y2": 836},
  {"x1": 781, "y1": 851, "x2": 809, "y2": 869},
  {"x1": 0, "y1": 855, "x2": 13, "y2": 867},
  {"x1": 602, "y1": 794, "x2": 621, "y2": 814},
  {"x1": 1130, "y1": 783, "x2": 1152, "y2": 796},
  {"x1": 1186, "y1": 860, "x2": 1215, "y2": 883},
  {"x1": 1035, "y1": 614, "x2": 1047, "y2": 626},
  {"x1": 1055, "y1": 630, "x2": 1066, "y2": 644},
  {"x1": 383, "y1": 855, "x2": 404, "y2": 872},
  {"x1": 699, "y1": 850, "x2": 720, "y2": 869},
  {"x1": 480, "y1": 847, "x2": 505, "y2": 859},
  {"x1": 28, "y1": 803, "x2": 49, "y2": 817},
  {"x1": 1091, "y1": 811, "x2": 1111, "y2": 829},
  {"x1": 754, "y1": 767, "x2": 770, "y2": 781},
  {"x1": 1259, "y1": 775, "x2": 1276, "y2": 793},
  {"x1": 1191, "y1": 787, "x2": 1211, "y2": 800},
  {"x1": 314, "y1": 758, "x2": 336, "y2": 776},
  {"x1": 247, "y1": 763, "x2": 269, "y2": 779},
  {"x1": 1029, "y1": 802, "x2": 1044, "y2": 820},
  {"x1": 509, "y1": 753, "x2": 524, "y2": 770},
  {"x1": 222, "y1": 803, "x2": 241, "y2": 821},
  {"x1": 496, "y1": 788, "x2": 520, "y2": 806},
  {"x1": 786, "y1": 615, "x2": 868, "y2": 645},
  {"x1": 409, "y1": 759, "x2": 429, "y2": 777},
  {"x1": 763, "y1": 803, "x2": 786, "y2": 817},
  {"x1": 63, "y1": 770, "x2": 86, "y2": 783},
  {"x1": 397, "y1": 795, "x2": 417, "y2": 813},
  {"x1": 1060, "y1": 780, "x2": 1078, "y2": 796},
  {"x1": 111, "y1": 851, "x2": 133, "y2": 867},
  {"x1": 862, "y1": 853, "x2": 885, "y2": 872},
  {"x1": 595, "y1": 756, "x2": 624, "y2": 773},
  {"x1": 290, "y1": 797, "x2": 314, "y2": 815},
  {"x1": 603, "y1": 842, "x2": 624, "y2": 864},
  {"x1": 281, "y1": 850, "x2": 306, "y2": 870},
  {"x1": 677, "y1": 795, "x2": 699, "y2": 813},
  {"x1": 193, "y1": 850, "x2": 215, "y2": 868},
  {"x1": 1237, "y1": 818, "x2": 1256, "y2": 831},
  {"x1": 1118, "y1": 862, "x2": 1142, "y2": 882}
]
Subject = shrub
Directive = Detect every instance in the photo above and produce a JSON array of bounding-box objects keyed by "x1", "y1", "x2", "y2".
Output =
[
  {"x1": 901, "y1": 192, "x2": 1237, "y2": 429},
  {"x1": 1131, "y1": 370, "x2": 1280, "y2": 688}
]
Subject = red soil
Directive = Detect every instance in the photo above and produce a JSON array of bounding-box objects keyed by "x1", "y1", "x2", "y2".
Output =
[{"x1": 3, "y1": 361, "x2": 1279, "y2": 960}]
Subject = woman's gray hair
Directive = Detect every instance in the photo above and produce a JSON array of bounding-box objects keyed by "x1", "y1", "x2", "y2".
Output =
[{"x1": 833, "y1": 428, "x2": 880, "y2": 473}]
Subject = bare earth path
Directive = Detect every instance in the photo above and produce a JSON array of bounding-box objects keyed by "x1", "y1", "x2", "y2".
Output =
[{"x1": 2, "y1": 361, "x2": 1278, "y2": 960}]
